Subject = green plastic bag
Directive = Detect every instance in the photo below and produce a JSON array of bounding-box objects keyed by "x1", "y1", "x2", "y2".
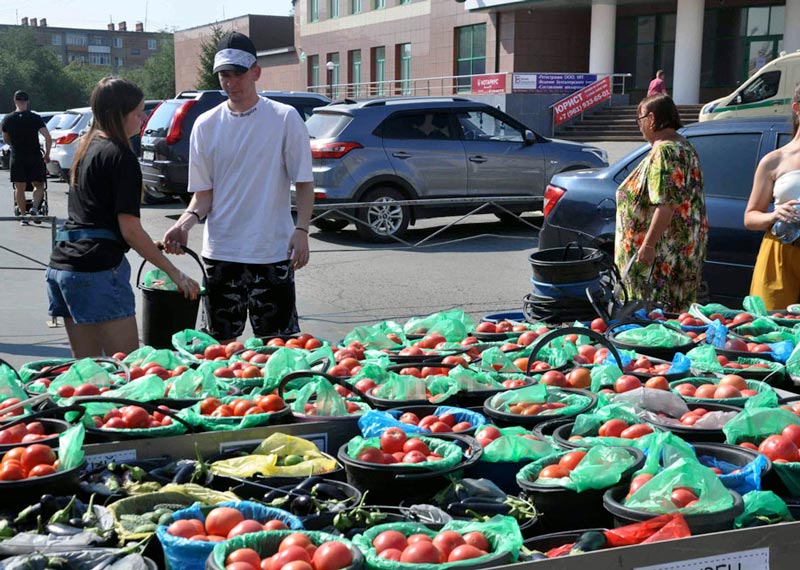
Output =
[
  {"x1": 626, "y1": 457, "x2": 734, "y2": 515},
  {"x1": 690, "y1": 302, "x2": 739, "y2": 321},
  {"x1": 517, "y1": 446, "x2": 639, "y2": 492},
  {"x1": 58, "y1": 424, "x2": 85, "y2": 470},
  {"x1": 743, "y1": 296, "x2": 769, "y2": 318},
  {"x1": 613, "y1": 324, "x2": 692, "y2": 348},
  {"x1": 171, "y1": 329, "x2": 219, "y2": 361},
  {"x1": 212, "y1": 530, "x2": 357, "y2": 569},
  {"x1": 404, "y1": 309, "x2": 476, "y2": 341},
  {"x1": 346, "y1": 435, "x2": 462, "y2": 471},
  {"x1": 262, "y1": 346, "x2": 335, "y2": 392},
  {"x1": 572, "y1": 403, "x2": 640, "y2": 436},
  {"x1": 723, "y1": 406, "x2": 800, "y2": 445},
  {"x1": 0, "y1": 364, "x2": 32, "y2": 412},
  {"x1": 123, "y1": 346, "x2": 186, "y2": 369},
  {"x1": 17, "y1": 358, "x2": 73, "y2": 383},
  {"x1": 167, "y1": 367, "x2": 223, "y2": 399},
  {"x1": 447, "y1": 367, "x2": 504, "y2": 391},
  {"x1": 372, "y1": 373, "x2": 458, "y2": 404},
  {"x1": 104, "y1": 375, "x2": 168, "y2": 401},
  {"x1": 633, "y1": 431, "x2": 698, "y2": 475},
  {"x1": 475, "y1": 425, "x2": 559, "y2": 463},
  {"x1": 143, "y1": 268, "x2": 178, "y2": 290},
  {"x1": 477, "y1": 347, "x2": 522, "y2": 374},
  {"x1": 590, "y1": 363, "x2": 624, "y2": 391},
  {"x1": 343, "y1": 320, "x2": 407, "y2": 349},
  {"x1": 744, "y1": 389, "x2": 779, "y2": 409},
  {"x1": 487, "y1": 384, "x2": 593, "y2": 417},
  {"x1": 734, "y1": 317, "x2": 783, "y2": 336},
  {"x1": 51, "y1": 358, "x2": 115, "y2": 391},
  {"x1": 734, "y1": 490, "x2": 794, "y2": 528},
  {"x1": 287, "y1": 377, "x2": 370, "y2": 416},
  {"x1": 353, "y1": 516, "x2": 522, "y2": 570},
  {"x1": 533, "y1": 342, "x2": 578, "y2": 368},
  {"x1": 179, "y1": 395, "x2": 286, "y2": 431}
]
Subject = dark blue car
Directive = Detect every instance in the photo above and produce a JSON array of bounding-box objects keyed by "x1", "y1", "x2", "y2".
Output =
[{"x1": 538, "y1": 117, "x2": 795, "y2": 306}]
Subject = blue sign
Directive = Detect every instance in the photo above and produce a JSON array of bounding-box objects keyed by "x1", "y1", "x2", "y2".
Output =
[{"x1": 512, "y1": 73, "x2": 598, "y2": 93}]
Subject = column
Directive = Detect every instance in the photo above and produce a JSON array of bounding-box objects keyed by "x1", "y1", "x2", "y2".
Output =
[
  {"x1": 672, "y1": 0, "x2": 704, "y2": 104},
  {"x1": 589, "y1": 0, "x2": 617, "y2": 75},
  {"x1": 785, "y1": 0, "x2": 800, "y2": 54}
]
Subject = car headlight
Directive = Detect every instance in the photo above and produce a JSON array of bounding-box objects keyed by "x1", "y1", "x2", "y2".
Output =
[{"x1": 583, "y1": 147, "x2": 608, "y2": 164}]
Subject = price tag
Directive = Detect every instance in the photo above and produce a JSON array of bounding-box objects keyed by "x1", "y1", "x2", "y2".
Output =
[
  {"x1": 85, "y1": 449, "x2": 137, "y2": 470},
  {"x1": 635, "y1": 548, "x2": 769, "y2": 570}
]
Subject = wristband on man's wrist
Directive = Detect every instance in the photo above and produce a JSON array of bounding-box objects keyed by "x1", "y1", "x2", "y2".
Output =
[
  {"x1": 295, "y1": 227, "x2": 309, "y2": 233},
  {"x1": 184, "y1": 210, "x2": 201, "y2": 222}
]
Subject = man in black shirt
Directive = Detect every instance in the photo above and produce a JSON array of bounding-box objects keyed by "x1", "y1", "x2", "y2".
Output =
[{"x1": 1, "y1": 90, "x2": 51, "y2": 225}]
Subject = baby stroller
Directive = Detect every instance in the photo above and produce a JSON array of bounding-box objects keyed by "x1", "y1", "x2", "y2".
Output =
[{"x1": 12, "y1": 179, "x2": 49, "y2": 221}]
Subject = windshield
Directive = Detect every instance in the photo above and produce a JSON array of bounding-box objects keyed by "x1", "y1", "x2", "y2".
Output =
[
  {"x1": 306, "y1": 113, "x2": 352, "y2": 139},
  {"x1": 142, "y1": 101, "x2": 183, "y2": 138},
  {"x1": 48, "y1": 112, "x2": 82, "y2": 131}
]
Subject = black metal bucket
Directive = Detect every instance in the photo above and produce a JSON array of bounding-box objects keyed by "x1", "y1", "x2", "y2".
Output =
[
  {"x1": 137, "y1": 246, "x2": 205, "y2": 349},
  {"x1": 528, "y1": 243, "x2": 608, "y2": 284}
]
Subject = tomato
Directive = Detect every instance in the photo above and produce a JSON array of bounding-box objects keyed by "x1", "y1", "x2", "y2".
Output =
[
  {"x1": 400, "y1": 541, "x2": 441, "y2": 564},
  {"x1": 452, "y1": 421, "x2": 472, "y2": 432},
  {"x1": 567, "y1": 367, "x2": 591, "y2": 389},
  {"x1": 432, "y1": 531, "x2": 465, "y2": 559},
  {"x1": 27, "y1": 464, "x2": 57, "y2": 477},
  {"x1": 540, "y1": 370, "x2": 567, "y2": 387},
  {"x1": 758, "y1": 435, "x2": 799, "y2": 462},
  {"x1": 402, "y1": 438, "x2": 431, "y2": 455},
  {"x1": 513, "y1": 357, "x2": 529, "y2": 372},
  {"x1": 263, "y1": 519, "x2": 289, "y2": 531},
  {"x1": 378, "y1": 549, "x2": 403, "y2": 561},
  {"x1": 782, "y1": 424, "x2": 800, "y2": 447},
  {"x1": 373, "y1": 530, "x2": 408, "y2": 554},
  {"x1": 558, "y1": 450, "x2": 587, "y2": 471},
  {"x1": 204, "y1": 344, "x2": 227, "y2": 360},
  {"x1": 226, "y1": 548, "x2": 263, "y2": 570},
  {"x1": 407, "y1": 534, "x2": 432, "y2": 543},
  {"x1": 476, "y1": 322, "x2": 497, "y2": 333},
  {"x1": 539, "y1": 464, "x2": 570, "y2": 478},
  {"x1": 714, "y1": 385, "x2": 742, "y2": 399},
  {"x1": 402, "y1": 450, "x2": 428, "y2": 463},
  {"x1": 121, "y1": 406, "x2": 150, "y2": 429},
  {"x1": 615, "y1": 375, "x2": 643, "y2": 393},
  {"x1": 205, "y1": 507, "x2": 245, "y2": 537},
  {"x1": 279, "y1": 534, "x2": 313, "y2": 552},
  {"x1": 167, "y1": 519, "x2": 205, "y2": 539},
  {"x1": 356, "y1": 446, "x2": 384, "y2": 464},
  {"x1": 380, "y1": 427, "x2": 408, "y2": 453},
  {"x1": 590, "y1": 318, "x2": 608, "y2": 333},
  {"x1": 0, "y1": 462, "x2": 24, "y2": 481},
  {"x1": 255, "y1": 395, "x2": 286, "y2": 413},
  {"x1": 598, "y1": 419, "x2": 628, "y2": 438},
  {"x1": 20, "y1": 444, "x2": 56, "y2": 473},
  {"x1": 644, "y1": 376, "x2": 669, "y2": 391},
  {"x1": 228, "y1": 519, "x2": 268, "y2": 539},
  {"x1": 448, "y1": 544, "x2": 486, "y2": 562},
  {"x1": 278, "y1": 563, "x2": 313, "y2": 570},
  {"x1": 312, "y1": 541, "x2": 353, "y2": 570},
  {"x1": 477, "y1": 426, "x2": 501, "y2": 441},
  {"x1": 462, "y1": 532, "x2": 490, "y2": 552},
  {"x1": 694, "y1": 384, "x2": 718, "y2": 399},
  {"x1": 269, "y1": 545, "x2": 311, "y2": 570},
  {"x1": 670, "y1": 487, "x2": 699, "y2": 508},
  {"x1": 731, "y1": 313, "x2": 754, "y2": 325},
  {"x1": 305, "y1": 338, "x2": 323, "y2": 350},
  {"x1": 739, "y1": 442, "x2": 759, "y2": 451},
  {"x1": 627, "y1": 473, "x2": 654, "y2": 496},
  {"x1": 620, "y1": 424, "x2": 653, "y2": 439}
]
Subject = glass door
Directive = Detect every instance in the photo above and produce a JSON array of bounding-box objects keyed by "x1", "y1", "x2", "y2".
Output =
[{"x1": 744, "y1": 37, "x2": 782, "y2": 77}]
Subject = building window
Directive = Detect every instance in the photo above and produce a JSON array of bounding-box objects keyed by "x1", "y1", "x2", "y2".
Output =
[
  {"x1": 398, "y1": 43, "x2": 411, "y2": 95},
  {"x1": 310, "y1": 0, "x2": 319, "y2": 22},
  {"x1": 309, "y1": 55, "x2": 320, "y2": 91},
  {"x1": 351, "y1": 0, "x2": 361, "y2": 14},
  {"x1": 147, "y1": 39, "x2": 157, "y2": 50},
  {"x1": 115, "y1": 57, "x2": 124, "y2": 67},
  {"x1": 399, "y1": 0, "x2": 411, "y2": 4},
  {"x1": 375, "y1": 0, "x2": 385, "y2": 9},
  {"x1": 330, "y1": 0, "x2": 339, "y2": 18},
  {"x1": 114, "y1": 37, "x2": 123, "y2": 48},
  {"x1": 131, "y1": 48, "x2": 141, "y2": 55},
  {"x1": 67, "y1": 53, "x2": 87, "y2": 63},
  {"x1": 90, "y1": 35, "x2": 109, "y2": 46},
  {"x1": 455, "y1": 24, "x2": 486, "y2": 92},
  {"x1": 89, "y1": 52, "x2": 111, "y2": 65},
  {"x1": 349, "y1": 50, "x2": 362, "y2": 96},
  {"x1": 51, "y1": 34, "x2": 62, "y2": 46},
  {"x1": 65, "y1": 33, "x2": 87, "y2": 46},
  {"x1": 372, "y1": 46, "x2": 385, "y2": 96}
]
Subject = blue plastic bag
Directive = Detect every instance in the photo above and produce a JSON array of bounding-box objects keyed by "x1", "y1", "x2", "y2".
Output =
[
  {"x1": 697, "y1": 453, "x2": 769, "y2": 496},
  {"x1": 358, "y1": 406, "x2": 487, "y2": 438},
  {"x1": 156, "y1": 501, "x2": 303, "y2": 570},
  {"x1": 667, "y1": 353, "x2": 692, "y2": 375},
  {"x1": 707, "y1": 319, "x2": 728, "y2": 349},
  {"x1": 767, "y1": 340, "x2": 794, "y2": 364}
]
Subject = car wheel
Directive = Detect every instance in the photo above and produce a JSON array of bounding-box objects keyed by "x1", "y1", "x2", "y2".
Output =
[
  {"x1": 59, "y1": 169, "x2": 70, "y2": 183},
  {"x1": 313, "y1": 218, "x2": 349, "y2": 232},
  {"x1": 356, "y1": 186, "x2": 410, "y2": 242}
]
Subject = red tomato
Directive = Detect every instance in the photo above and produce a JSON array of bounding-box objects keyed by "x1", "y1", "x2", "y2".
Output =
[
  {"x1": 312, "y1": 541, "x2": 353, "y2": 570},
  {"x1": 378, "y1": 549, "x2": 403, "y2": 561},
  {"x1": 429, "y1": 422, "x2": 452, "y2": 433},
  {"x1": 264, "y1": 520, "x2": 289, "y2": 530},
  {"x1": 644, "y1": 376, "x2": 669, "y2": 391},
  {"x1": 402, "y1": 450, "x2": 428, "y2": 464},
  {"x1": 540, "y1": 370, "x2": 567, "y2": 387},
  {"x1": 620, "y1": 424, "x2": 653, "y2": 439},
  {"x1": 567, "y1": 367, "x2": 592, "y2": 389},
  {"x1": 558, "y1": 450, "x2": 587, "y2": 471},
  {"x1": 356, "y1": 446, "x2": 384, "y2": 464},
  {"x1": 452, "y1": 421, "x2": 472, "y2": 432},
  {"x1": 758, "y1": 435, "x2": 799, "y2": 462},
  {"x1": 615, "y1": 375, "x2": 643, "y2": 393},
  {"x1": 673, "y1": 383, "x2": 697, "y2": 397},
  {"x1": 380, "y1": 428, "x2": 408, "y2": 453},
  {"x1": 432, "y1": 531, "x2": 465, "y2": 559},
  {"x1": 270, "y1": 545, "x2": 311, "y2": 570},
  {"x1": 205, "y1": 507, "x2": 244, "y2": 537},
  {"x1": 448, "y1": 545, "x2": 487, "y2": 562},
  {"x1": 122, "y1": 406, "x2": 150, "y2": 429},
  {"x1": 476, "y1": 322, "x2": 497, "y2": 333},
  {"x1": 628, "y1": 473, "x2": 654, "y2": 496},
  {"x1": 280, "y1": 562, "x2": 313, "y2": 570},
  {"x1": 226, "y1": 563, "x2": 260, "y2": 570},
  {"x1": 372, "y1": 530, "x2": 408, "y2": 554},
  {"x1": 590, "y1": 318, "x2": 608, "y2": 333},
  {"x1": 0, "y1": 463, "x2": 24, "y2": 481},
  {"x1": 782, "y1": 424, "x2": 800, "y2": 447},
  {"x1": 462, "y1": 532, "x2": 490, "y2": 552},
  {"x1": 21, "y1": 444, "x2": 56, "y2": 473},
  {"x1": 279, "y1": 534, "x2": 313, "y2": 552},
  {"x1": 694, "y1": 384, "x2": 718, "y2": 399},
  {"x1": 227, "y1": 520, "x2": 267, "y2": 539},
  {"x1": 400, "y1": 541, "x2": 441, "y2": 564},
  {"x1": 28, "y1": 464, "x2": 57, "y2": 477},
  {"x1": 167, "y1": 519, "x2": 205, "y2": 539},
  {"x1": 539, "y1": 464, "x2": 570, "y2": 478},
  {"x1": 226, "y1": 548, "x2": 262, "y2": 570},
  {"x1": 714, "y1": 385, "x2": 742, "y2": 399},
  {"x1": 598, "y1": 419, "x2": 628, "y2": 438},
  {"x1": 402, "y1": 438, "x2": 431, "y2": 455},
  {"x1": 407, "y1": 534, "x2": 432, "y2": 543},
  {"x1": 670, "y1": 487, "x2": 699, "y2": 508}
]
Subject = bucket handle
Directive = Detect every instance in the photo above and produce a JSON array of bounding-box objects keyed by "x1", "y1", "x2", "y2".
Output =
[
  {"x1": 27, "y1": 356, "x2": 130, "y2": 384},
  {"x1": 394, "y1": 433, "x2": 482, "y2": 480},
  {"x1": 0, "y1": 400, "x2": 88, "y2": 432},
  {"x1": 561, "y1": 242, "x2": 585, "y2": 262},
  {"x1": 67, "y1": 396, "x2": 197, "y2": 433},
  {"x1": 277, "y1": 370, "x2": 374, "y2": 409},
  {"x1": 136, "y1": 244, "x2": 207, "y2": 290},
  {"x1": 527, "y1": 326, "x2": 624, "y2": 375}
]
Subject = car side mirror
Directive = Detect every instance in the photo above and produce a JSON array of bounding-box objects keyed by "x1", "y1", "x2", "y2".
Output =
[
  {"x1": 733, "y1": 94, "x2": 742, "y2": 105},
  {"x1": 524, "y1": 130, "x2": 535, "y2": 145}
]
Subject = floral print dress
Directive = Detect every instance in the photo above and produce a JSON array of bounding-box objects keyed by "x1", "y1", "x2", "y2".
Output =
[{"x1": 614, "y1": 140, "x2": 708, "y2": 312}]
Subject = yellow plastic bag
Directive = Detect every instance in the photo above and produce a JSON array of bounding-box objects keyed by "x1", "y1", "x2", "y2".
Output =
[{"x1": 210, "y1": 433, "x2": 338, "y2": 478}]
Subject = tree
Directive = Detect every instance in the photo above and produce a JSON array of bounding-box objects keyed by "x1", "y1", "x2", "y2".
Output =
[
  {"x1": 196, "y1": 24, "x2": 227, "y2": 90},
  {"x1": 124, "y1": 35, "x2": 175, "y2": 99}
]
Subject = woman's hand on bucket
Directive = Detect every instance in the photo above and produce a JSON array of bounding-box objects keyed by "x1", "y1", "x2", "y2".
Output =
[
  {"x1": 173, "y1": 271, "x2": 201, "y2": 300},
  {"x1": 162, "y1": 225, "x2": 189, "y2": 255}
]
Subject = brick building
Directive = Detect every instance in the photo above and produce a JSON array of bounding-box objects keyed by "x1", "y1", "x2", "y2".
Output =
[{"x1": 0, "y1": 17, "x2": 169, "y2": 70}]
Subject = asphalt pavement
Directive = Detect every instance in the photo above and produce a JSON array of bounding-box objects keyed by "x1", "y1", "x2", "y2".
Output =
[{"x1": 0, "y1": 140, "x2": 641, "y2": 369}]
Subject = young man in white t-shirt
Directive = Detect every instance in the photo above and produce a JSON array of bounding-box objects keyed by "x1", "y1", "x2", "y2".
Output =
[{"x1": 163, "y1": 32, "x2": 315, "y2": 343}]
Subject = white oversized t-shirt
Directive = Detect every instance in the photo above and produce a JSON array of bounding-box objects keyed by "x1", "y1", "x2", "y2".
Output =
[{"x1": 188, "y1": 97, "x2": 313, "y2": 264}]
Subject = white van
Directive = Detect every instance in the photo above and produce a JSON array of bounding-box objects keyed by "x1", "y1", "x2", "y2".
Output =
[{"x1": 699, "y1": 51, "x2": 800, "y2": 122}]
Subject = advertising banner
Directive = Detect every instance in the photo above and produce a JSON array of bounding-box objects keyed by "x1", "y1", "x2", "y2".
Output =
[
  {"x1": 552, "y1": 76, "x2": 612, "y2": 126},
  {"x1": 471, "y1": 74, "x2": 506, "y2": 94},
  {"x1": 512, "y1": 73, "x2": 598, "y2": 93}
]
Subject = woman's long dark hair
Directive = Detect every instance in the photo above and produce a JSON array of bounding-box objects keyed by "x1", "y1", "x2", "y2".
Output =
[{"x1": 70, "y1": 77, "x2": 143, "y2": 185}]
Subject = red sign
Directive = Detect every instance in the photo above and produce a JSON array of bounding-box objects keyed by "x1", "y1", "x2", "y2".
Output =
[
  {"x1": 471, "y1": 74, "x2": 506, "y2": 94},
  {"x1": 552, "y1": 76, "x2": 612, "y2": 126}
]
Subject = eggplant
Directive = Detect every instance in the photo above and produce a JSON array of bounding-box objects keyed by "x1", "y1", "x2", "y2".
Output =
[
  {"x1": 446, "y1": 501, "x2": 512, "y2": 517},
  {"x1": 290, "y1": 495, "x2": 316, "y2": 516},
  {"x1": 570, "y1": 530, "x2": 607, "y2": 554},
  {"x1": 312, "y1": 482, "x2": 347, "y2": 502},
  {"x1": 46, "y1": 523, "x2": 83, "y2": 536},
  {"x1": 172, "y1": 461, "x2": 196, "y2": 484},
  {"x1": 294, "y1": 476, "x2": 323, "y2": 493}
]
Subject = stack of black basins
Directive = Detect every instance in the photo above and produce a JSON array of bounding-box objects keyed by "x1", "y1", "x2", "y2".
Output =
[{"x1": 524, "y1": 244, "x2": 612, "y2": 324}]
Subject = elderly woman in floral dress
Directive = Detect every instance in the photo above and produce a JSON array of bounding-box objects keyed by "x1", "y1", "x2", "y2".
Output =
[{"x1": 615, "y1": 94, "x2": 708, "y2": 312}]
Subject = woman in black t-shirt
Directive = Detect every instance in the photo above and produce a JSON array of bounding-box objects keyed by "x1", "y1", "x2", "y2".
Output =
[{"x1": 46, "y1": 77, "x2": 200, "y2": 358}]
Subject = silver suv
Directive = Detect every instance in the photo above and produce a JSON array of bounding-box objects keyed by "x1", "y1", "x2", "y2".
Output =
[{"x1": 305, "y1": 96, "x2": 608, "y2": 241}]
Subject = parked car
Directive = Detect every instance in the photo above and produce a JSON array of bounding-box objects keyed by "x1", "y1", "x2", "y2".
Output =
[
  {"x1": 537, "y1": 116, "x2": 794, "y2": 306},
  {"x1": 0, "y1": 111, "x2": 60, "y2": 169},
  {"x1": 303, "y1": 96, "x2": 608, "y2": 241},
  {"x1": 46, "y1": 107, "x2": 93, "y2": 181},
  {"x1": 139, "y1": 90, "x2": 331, "y2": 203}
]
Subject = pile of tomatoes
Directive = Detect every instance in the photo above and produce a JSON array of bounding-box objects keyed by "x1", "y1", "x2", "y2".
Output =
[
  {"x1": 371, "y1": 528, "x2": 492, "y2": 563},
  {"x1": 199, "y1": 395, "x2": 286, "y2": 418},
  {"x1": 625, "y1": 473, "x2": 700, "y2": 508},
  {"x1": 166, "y1": 506, "x2": 289, "y2": 542},
  {"x1": 739, "y1": 426, "x2": 800, "y2": 463},
  {"x1": 92, "y1": 405, "x2": 173, "y2": 429},
  {"x1": 0, "y1": 397, "x2": 25, "y2": 420},
  {"x1": 300, "y1": 400, "x2": 363, "y2": 417},
  {"x1": 474, "y1": 425, "x2": 541, "y2": 448},
  {"x1": 395, "y1": 410, "x2": 472, "y2": 433},
  {"x1": 535, "y1": 450, "x2": 588, "y2": 480},
  {"x1": 722, "y1": 338, "x2": 773, "y2": 355},
  {"x1": 537, "y1": 369, "x2": 590, "y2": 389},
  {"x1": 355, "y1": 430, "x2": 443, "y2": 465},
  {"x1": 212, "y1": 362, "x2": 265, "y2": 380},
  {"x1": 0, "y1": 421, "x2": 54, "y2": 445},
  {"x1": 673, "y1": 375, "x2": 756, "y2": 400},
  {"x1": 0, "y1": 444, "x2": 58, "y2": 480},
  {"x1": 573, "y1": 419, "x2": 653, "y2": 440},
  {"x1": 225, "y1": 533, "x2": 353, "y2": 570},
  {"x1": 504, "y1": 400, "x2": 567, "y2": 417}
]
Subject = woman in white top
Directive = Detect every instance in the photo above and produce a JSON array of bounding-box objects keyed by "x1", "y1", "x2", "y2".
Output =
[{"x1": 744, "y1": 84, "x2": 800, "y2": 309}]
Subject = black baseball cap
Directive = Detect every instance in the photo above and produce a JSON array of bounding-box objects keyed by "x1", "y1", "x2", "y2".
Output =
[
  {"x1": 213, "y1": 32, "x2": 257, "y2": 74},
  {"x1": 13, "y1": 90, "x2": 29, "y2": 101}
]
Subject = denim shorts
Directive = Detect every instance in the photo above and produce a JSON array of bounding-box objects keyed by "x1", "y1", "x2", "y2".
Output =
[{"x1": 46, "y1": 258, "x2": 136, "y2": 324}]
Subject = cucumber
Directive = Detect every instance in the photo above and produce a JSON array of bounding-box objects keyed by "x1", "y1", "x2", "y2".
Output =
[{"x1": 133, "y1": 523, "x2": 158, "y2": 534}]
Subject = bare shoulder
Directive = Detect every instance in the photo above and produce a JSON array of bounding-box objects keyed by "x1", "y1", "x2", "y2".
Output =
[{"x1": 758, "y1": 147, "x2": 788, "y2": 178}]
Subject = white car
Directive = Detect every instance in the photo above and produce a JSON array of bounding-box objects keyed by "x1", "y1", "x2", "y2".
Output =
[{"x1": 47, "y1": 107, "x2": 92, "y2": 181}]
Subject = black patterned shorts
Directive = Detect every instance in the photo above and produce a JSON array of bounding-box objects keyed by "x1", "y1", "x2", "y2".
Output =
[{"x1": 201, "y1": 257, "x2": 299, "y2": 340}]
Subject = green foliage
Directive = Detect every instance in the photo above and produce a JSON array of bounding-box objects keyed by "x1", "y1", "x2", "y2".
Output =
[
  {"x1": 195, "y1": 24, "x2": 227, "y2": 91},
  {"x1": 123, "y1": 35, "x2": 176, "y2": 100}
]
